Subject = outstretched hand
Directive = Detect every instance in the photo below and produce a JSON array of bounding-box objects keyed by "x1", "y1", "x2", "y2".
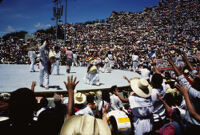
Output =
[
  {"x1": 31, "y1": 81, "x2": 36, "y2": 91},
  {"x1": 175, "y1": 83, "x2": 187, "y2": 95},
  {"x1": 157, "y1": 94, "x2": 164, "y2": 102},
  {"x1": 167, "y1": 55, "x2": 174, "y2": 65},
  {"x1": 64, "y1": 76, "x2": 79, "y2": 92},
  {"x1": 123, "y1": 76, "x2": 130, "y2": 83},
  {"x1": 152, "y1": 58, "x2": 157, "y2": 66},
  {"x1": 181, "y1": 52, "x2": 188, "y2": 61}
]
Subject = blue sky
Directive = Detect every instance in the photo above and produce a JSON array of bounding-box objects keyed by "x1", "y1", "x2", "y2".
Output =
[{"x1": 0, "y1": 0, "x2": 160, "y2": 36}]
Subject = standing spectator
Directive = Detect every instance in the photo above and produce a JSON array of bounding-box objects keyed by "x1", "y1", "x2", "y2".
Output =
[
  {"x1": 114, "y1": 77, "x2": 154, "y2": 135},
  {"x1": 109, "y1": 85, "x2": 123, "y2": 110}
]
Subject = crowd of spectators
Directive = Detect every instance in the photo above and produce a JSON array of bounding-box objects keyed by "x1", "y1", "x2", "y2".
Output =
[
  {"x1": 0, "y1": 0, "x2": 200, "y2": 69},
  {"x1": 0, "y1": 0, "x2": 200, "y2": 134},
  {"x1": 0, "y1": 49, "x2": 200, "y2": 135}
]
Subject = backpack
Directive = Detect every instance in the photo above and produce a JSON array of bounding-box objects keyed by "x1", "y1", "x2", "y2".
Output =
[{"x1": 161, "y1": 121, "x2": 181, "y2": 135}]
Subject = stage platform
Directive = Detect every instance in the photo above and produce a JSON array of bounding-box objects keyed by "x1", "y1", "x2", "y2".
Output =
[{"x1": 0, "y1": 64, "x2": 140, "y2": 95}]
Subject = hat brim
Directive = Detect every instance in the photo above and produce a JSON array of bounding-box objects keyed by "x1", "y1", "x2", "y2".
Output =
[
  {"x1": 74, "y1": 94, "x2": 86, "y2": 104},
  {"x1": 130, "y1": 78, "x2": 152, "y2": 98}
]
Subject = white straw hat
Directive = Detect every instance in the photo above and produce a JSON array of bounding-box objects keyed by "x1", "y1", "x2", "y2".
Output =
[
  {"x1": 60, "y1": 115, "x2": 111, "y2": 135},
  {"x1": 89, "y1": 66, "x2": 97, "y2": 74},
  {"x1": 74, "y1": 92, "x2": 86, "y2": 104},
  {"x1": 130, "y1": 78, "x2": 152, "y2": 98}
]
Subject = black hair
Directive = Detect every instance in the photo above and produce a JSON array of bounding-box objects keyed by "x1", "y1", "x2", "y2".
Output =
[
  {"x1": 102, "y1": 91, "x2": 110, "y2": 103},
  {"x1": 151, "y1": 73, "x2": 163, "y2": 89},
  {"x1": 9, "y1": 88, "x2": 37, "y2": 124},
  {"x1": 54, "y1": 46, "x2": 60, "y2": 53},
  {"x1": 40, "y1": 97, "x2": 48, "y2": 108},
  {"x1": 87, "y1": 94, "x2": 95, "y2": 104},
  {"x1": 110, "y1": 85, "x2": 117, "y2": 94},
  {"x1": 192, "y1": 77, "x2": 200, "y2": 91}
]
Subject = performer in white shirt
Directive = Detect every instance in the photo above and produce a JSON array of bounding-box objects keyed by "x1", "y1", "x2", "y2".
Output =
[
  {"x1": 103, "y1": 52, "x2": 113, "y2": 73},
  {"x1": 85, "y1": 52, "x2": 101, "y2": 86},
  {"x1": 28, "y1": 49, "x2": 37, "y2": 72},
  {"x1": 51, "y1": 46, "x2": 61, "y2": 75},
  {"x1": 39, "y1": 40, "x2": 55, "y2": 89}
]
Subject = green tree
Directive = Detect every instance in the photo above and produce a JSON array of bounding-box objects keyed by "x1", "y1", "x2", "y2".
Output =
[{"x1": 2, "y1": 31, "x2": 27, "y2": 41}]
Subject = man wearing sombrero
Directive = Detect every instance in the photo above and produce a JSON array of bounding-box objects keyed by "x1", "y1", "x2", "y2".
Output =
[{"x1": 114, "y1": 76, "x2": 154, "y2": 135}]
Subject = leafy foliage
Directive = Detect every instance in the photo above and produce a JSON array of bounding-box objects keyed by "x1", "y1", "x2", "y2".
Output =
[{"x1": 2, "y1": 31, "x2": 27, "y2": 41}]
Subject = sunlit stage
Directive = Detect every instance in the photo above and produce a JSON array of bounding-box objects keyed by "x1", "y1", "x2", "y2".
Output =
[{"x1": 0, "y1": 64, "x2": 140, "y2": 94}]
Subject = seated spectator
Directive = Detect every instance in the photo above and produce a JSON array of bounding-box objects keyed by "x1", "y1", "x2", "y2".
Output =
[
  {"x1": 114, "y1": 77, "x2": 154, "y2": 135},
  {"x1": 0, "y1": 88, "x2": 38, "y2": 135},
  {"x1": 60, "y1": 115, "x2": 111, "y2": 135},
  {"x1": 157, "y1": 94, "x2": 185, "y2": 135},
  {"x1": 168, "y1": 53, "x2": 200, "y2": 135},
  {"x1": 60, "y1": 76, "x2": 111, "y2": 135},
  {"x1": 0, "y1": 93, "x2": 10, "y2": 116},
  {"x1": 73, "y1": 92, "x2": 86, "y2": 114},
  {"x1": 151, "y1": 61, "x2": 167, "y2": 131},
  {"x1": 75, "y1": 94, "x2": 96, "y2": 116},
  {"x1": 98, "y1": 90, "x2": 111, "y2": 118},
  {"x1": 109, "y1": 85, "x2": 123, "y2": 110},
  {"x1": 34, "y1": 97, "x2": 49, "y2": 120}
]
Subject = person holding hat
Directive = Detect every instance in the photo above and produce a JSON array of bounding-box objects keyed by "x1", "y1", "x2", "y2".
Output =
[
  {"x1": 39, "y1": 40, "x2": 54, "y2": 89},
  {"x1": 114, "y1": 76, "x2": 154, "y2": 135}
]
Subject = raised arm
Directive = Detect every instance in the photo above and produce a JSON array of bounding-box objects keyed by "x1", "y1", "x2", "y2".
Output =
[
  {"x1": 64, "y1": 76, "x2": 79, "y2": 120},
  {"x1": 152, "y1": 58, "x2": 161, "y2": 74},
  {"x1": 31, "y1": 81, "x2": 36, "y2": 91},
  {"x1": 40, "y1": 41, "x2": 47, "y2": 49},
  {"x1": 167, "y1": 56, "x2": 183, "y2": 76},
  {"x1": 113, "y1": 90, "x2": 129, "y2": 103},
  {"x1": 157, "y1": 94, "x2": 171, "y2": 113},
  {"x1": 176, "y1": 84, "x2": 200, "y2": 121},
  {"x1": 123, "y1": 76, "x2": 130, "y2": 83},
  {"x1": 181, "y1": 52, "x2": 194, "y2": 71}
]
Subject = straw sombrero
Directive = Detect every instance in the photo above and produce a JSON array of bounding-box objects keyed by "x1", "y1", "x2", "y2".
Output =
[
  {"x1": 74, "y1": 92, "x2": 86, "y2": 104},
  {"x1": 89, "y1": 66, "x2": 97, "y2": 74},
  {"x1": 130, "y1": 78, "x2": 152, "y2": 98},
  {"x1": 49, "y1": 50, "x2": 56, "y2": 59},
  {"x1": 166, "y1": 88, "x2": 179, "y2": 96},
  {"x1": 60, "y1": 115, "x2": 111, "y2": 135}
]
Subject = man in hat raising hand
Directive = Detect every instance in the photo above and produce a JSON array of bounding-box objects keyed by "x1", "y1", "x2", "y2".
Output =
[{"x1": 114, "y1": 76, "x2": 154, "y2": 135}]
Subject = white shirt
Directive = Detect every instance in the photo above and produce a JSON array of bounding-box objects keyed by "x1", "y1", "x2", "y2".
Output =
[
  {"x1": 75, "y1": 106, "x2": 94, "y2": 116},
  {"x1": 53, "y1": 51, "x2": 61, "y2": 59},
  {"x1": 132, "y1": 55, "x2": 139, "y2": 62},
  {"x1": 110, "y1": 94, "x2": 123, "y2": 110},
  {"x1": 139, "y1": 68, "x2": 150, "y2": 80},
  {"x1": 98, "y1": 101, "x2": 111, "y2": 112},
  {"x1": 28, "y1": 51, "x2": 37, "y2": 59},
  {"x1": 151, "y1": 82, "x2": 167, "y2": 122}
]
